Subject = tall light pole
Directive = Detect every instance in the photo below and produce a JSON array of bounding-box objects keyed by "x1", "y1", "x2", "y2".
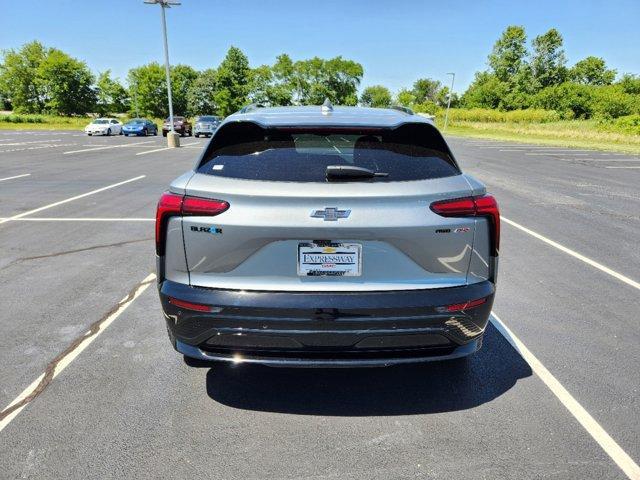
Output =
[
  {"x1": 144, "y1": 0, "x2": 181, "y2": 147},
  {"x1": 443, "y1": 72, "x2": 455, "y2": 132}
]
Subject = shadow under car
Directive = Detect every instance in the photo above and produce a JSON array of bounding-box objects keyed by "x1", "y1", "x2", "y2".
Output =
[{"x1": 197, "y1": 323, "x2": 532, "y2": 416}]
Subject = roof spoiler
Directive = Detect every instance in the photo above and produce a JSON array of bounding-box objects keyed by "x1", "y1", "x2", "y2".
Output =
[
  {"x1": 238, "y1": 103, "x2": 266, "y2": 114},
  {"x1": 389, "y1": 105, "x2": 414, "y2": 115}
]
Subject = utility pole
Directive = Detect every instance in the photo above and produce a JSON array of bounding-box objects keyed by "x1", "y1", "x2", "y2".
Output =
[
  {"x1": 443, "y1": 72, "x2": 455, "y2": 132},
  {"x1": 144, "y1": 0, "x2": 181, "y2": 147}
]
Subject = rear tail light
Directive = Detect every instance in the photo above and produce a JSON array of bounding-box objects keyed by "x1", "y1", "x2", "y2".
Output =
[
  {"x1": 430, "y1": 194, "x2": 500, "y2": 256},
  {"x1": 155, "y1": 192, "x2": 183, "y2": 256},
  {"x1": 155, "y1": 192, "x2": 229, "y2": 255},
  {"x1": 181, "y1": 196, "x2": 229, "y2": 216}
]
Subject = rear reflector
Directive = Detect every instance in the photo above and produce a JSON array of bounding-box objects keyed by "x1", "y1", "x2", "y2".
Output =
[
  {"x1": 155, "y1": 192, "x2": 229, "y2": 255},
  {"x1": 168, "y1": 297, "x2": 212, "y2": 312},
  {"x1": 443, "y1": 297, "x2": 487, "y2": 312},
  {"x1": 430, "y1": 194, "x2": 500, "y2": 256}
]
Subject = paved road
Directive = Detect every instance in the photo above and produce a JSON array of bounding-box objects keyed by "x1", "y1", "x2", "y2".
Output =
[{"x1": 0, "y1": 131, "x2": 638, "y2": 479}]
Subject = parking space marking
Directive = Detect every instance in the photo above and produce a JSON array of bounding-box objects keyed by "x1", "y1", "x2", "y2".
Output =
[
  {"x1": 0, "y1": 175, "x2": 145, "y2": 225},
  {"x1": 0, "y1": 217, "x2": 154, "y2": 222},
  {"x1": 136, "y1": 142, "x2": 201, "y2": 156},
  {"x1": 63, "y1": 140, "x2": 155, "y2": 155},
  {"x1": 526, "y1": 152, "x2": 590, "y2": 156},
  {"x1": 0, "y1": 273, "x2": 156, "y2": 432},
  {"x1": 502, "y1": 216, "x2": 640, "y2": 291},
  {"x1": 606, "y1": 166, "x2": 640, "y2": 169},
  {"x1": 0, "y1": 143, "x2": 77, "y2": 154},
  {"x1": 0, "y1": 139, "x2": 62, "y2": 146},
  {"x1": 136, "y1": 146, "x2": 171, "y2": 155},
  {"x1": 0, "y1": 173, "x2": 31, "y2": 182},
  {"x1": 554, "y1": 159, "x2": 640, "y2": 166},
  {"x1": 490, "y1": 313, "x2": 640, "y2": 479}
]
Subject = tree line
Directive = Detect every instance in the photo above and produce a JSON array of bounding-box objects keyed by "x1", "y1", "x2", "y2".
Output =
[
  {"x1": 1, "y1": 29, "x2": 638, "y2": 120},
  {"x1": 0, "y1": 42, "x2": 363, "y2": 118},
  {"x1": 361, "y1": 26, "x2": 640, "y2": 120}
]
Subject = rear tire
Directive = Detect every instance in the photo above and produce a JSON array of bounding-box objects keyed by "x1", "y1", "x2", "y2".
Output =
[
  {"x1": 162, "y1": 131, "x2": 167, "y2": 137},
  {"x1": 143, "y1": 128, "x2": 147, "y2": 136},
  {"x1": 107, "y1": 128, "x2": 111, "y2": 136},
  {"x1": 154, "y1": 129, "x2": 158, "y2": 136}
]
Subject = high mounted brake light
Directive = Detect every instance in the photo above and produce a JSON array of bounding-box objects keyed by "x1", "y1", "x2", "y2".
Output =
[
  {"x1": 155, "y1": 192, "x2": 229, "y2": 256},
  {"x1": 430, "y1": 194, "x2": 500, "y2": 256}
]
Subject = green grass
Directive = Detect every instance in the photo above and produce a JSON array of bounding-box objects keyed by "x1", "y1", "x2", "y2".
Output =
[
  {"x1": 2, "y1": 110, "x2": 639, "y2": 154},
  {"x1": 437, "y1": 121, "x2": 640, "y2": 154},
  {"x1": 0, "y1": 113, "x2": 167, "y2": 131},
  {"x1": 432, "y1": 113, "x2": 640, "y2": 154},
  {"x1": 0, "y1": 113, "x2": 94, "y2": 130}
]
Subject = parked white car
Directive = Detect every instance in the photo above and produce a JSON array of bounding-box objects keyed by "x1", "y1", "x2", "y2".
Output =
[{"x1": 84, "y1": 118, "x2": 123, "y2": 136}]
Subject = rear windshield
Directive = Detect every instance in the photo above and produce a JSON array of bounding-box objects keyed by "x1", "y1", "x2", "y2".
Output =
[{"x1": 197, "y1": 122, "x2": 460, "y2": 182}]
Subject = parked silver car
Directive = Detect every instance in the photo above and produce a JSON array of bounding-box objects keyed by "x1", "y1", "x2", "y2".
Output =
[
  {"x1": 194, "y1": 115, "x2": 221, "y2": 138},
  {"x1": 156, "y1": 104, "x2": 499, "y2": 367}
]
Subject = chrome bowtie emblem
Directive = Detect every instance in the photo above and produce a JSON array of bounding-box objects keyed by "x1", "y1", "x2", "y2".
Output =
[{"x1": 310, "y1": 207, "x2": 351, "y2": 221}]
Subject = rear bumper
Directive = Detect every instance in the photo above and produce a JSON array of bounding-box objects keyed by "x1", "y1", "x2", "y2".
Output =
[{"x1": 159, "y1": 280, "x2": 495, "y2": 367}]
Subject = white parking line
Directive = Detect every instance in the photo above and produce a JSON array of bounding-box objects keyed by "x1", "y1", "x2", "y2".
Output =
[
  {"x1": 136, "y1": 146, "x2": 171, "y2": 155},
  {"x1": 554, "y1": 158, "x2": 640, "y2": 164},
  {"x1": 526, "y1": 152, "x2": 589, "y2": 156},
  {"x1": 502, "y1": 216, "x2": 640, "y2": 291},
  {"x1": 0, "y1": 175, "x2": 145, "y2": 225},
  {"x1": 606, "y1": 166, "x2": 640, "y2": 169},
  {"x1": 0, "y1": 273, "x2": 156, "y2": 432},
  {"x1": 0, "y1": 143, "x2": 77, "y2": 154},
  {"x1": 136, "y1": 141, "x2": 201, "y2": 156},
  {"x1": 491, "y1": 313, "x2": 640, "y2": 480},
  {"x1": 499, "y1": 148, "x2": 592, "y2": 153},
  {"x1": 63, "y1": 140, "x2": 155, "y2": 155},
  {"x1": 0, "y1": 139, "x2": 62, "y2": 146},
  {"x1": 0, "y1": 173, "x2": 30, "y2": 182},
  {"x1": 0, "y1": 217, "x2": 154, "y2": 222}
]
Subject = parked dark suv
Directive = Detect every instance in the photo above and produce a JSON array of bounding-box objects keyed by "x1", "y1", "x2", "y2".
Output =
[{"x1": 162, "y1": 116, "x2": 192, "y2": 137}]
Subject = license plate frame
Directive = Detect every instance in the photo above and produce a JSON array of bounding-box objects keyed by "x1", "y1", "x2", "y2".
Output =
[{"x1": 297, "y1": 242, "x2": 362, "y2": 277}]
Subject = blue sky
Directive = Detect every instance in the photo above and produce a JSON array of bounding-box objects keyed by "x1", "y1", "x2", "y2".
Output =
[{"x1": 2, "y1": 0, "x2": 639, "y2": 93}]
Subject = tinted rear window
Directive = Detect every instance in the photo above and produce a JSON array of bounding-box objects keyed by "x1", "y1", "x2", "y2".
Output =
[{"x1": 197, "y1": 122, "x2": 460, "y2": 182}]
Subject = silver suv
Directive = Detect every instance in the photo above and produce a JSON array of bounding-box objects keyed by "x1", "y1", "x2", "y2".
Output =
[
  {"x1": 156, "y1": 104, "x2": 499, "y2": 367},
  {"x1": 194, "y1": 115, "x2": 221, "y2": 138}
]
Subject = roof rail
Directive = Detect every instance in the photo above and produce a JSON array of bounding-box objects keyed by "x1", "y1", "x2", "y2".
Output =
[
  {"x1": 389, "y1": 105, "x2": 414, "y2": 115},
  {"x1": 238, "y1": 103, "x2": 266, "y2": 114}
]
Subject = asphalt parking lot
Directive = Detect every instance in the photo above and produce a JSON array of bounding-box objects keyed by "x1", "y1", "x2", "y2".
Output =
[{"x1": 0, "y1": 130, "x2": 638, "y2": 479}]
